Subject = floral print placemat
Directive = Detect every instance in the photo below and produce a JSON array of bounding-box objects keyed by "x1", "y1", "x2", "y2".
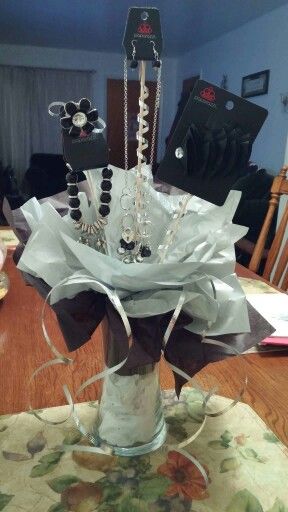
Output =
[
  {"x1": 0, "y1": 230, "x2": 19, "y2": 249},
  {"x1": 238, "y1": 277, "x2": 278, "y2": 295},
  {"x1": 0, "y1": 390, "x2": 287, "y2": 511}
]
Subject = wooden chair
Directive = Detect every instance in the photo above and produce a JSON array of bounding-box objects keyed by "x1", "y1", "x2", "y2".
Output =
[{"x1": 249, "y1": 166, "x2": 288, "y2": 291}]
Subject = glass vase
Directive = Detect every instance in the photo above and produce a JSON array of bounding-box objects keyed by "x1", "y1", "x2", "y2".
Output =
[{"x1": 95, "y1": 317, "x2": 167, "y2": 456}]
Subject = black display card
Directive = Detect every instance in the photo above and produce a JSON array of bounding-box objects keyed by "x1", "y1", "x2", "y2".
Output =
[
  {"x1": 156, "y1": 80, "x2": 268, "y2": 205},
  {"x1": 123, "y1": 7, "x2": 162, "y2": 61},
  {"x1": 62, "y1": 131, "x2": 109, "y2": 172}
]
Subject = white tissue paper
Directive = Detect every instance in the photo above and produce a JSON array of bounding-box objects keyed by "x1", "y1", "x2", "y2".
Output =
[{"x1": 17, "y1": 165, "x2": 250, "y2": 337}]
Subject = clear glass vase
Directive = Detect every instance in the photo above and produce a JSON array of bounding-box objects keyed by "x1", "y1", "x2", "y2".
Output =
[{"x1": 95, "y1": 318, "x2": 167, "y2": 456}]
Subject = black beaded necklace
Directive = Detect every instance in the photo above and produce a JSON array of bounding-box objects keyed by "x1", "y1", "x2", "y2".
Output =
[
  {"x1": 51, "y1": 97, "x2": 113, "y2": 250},
  {"x1": 49, "y1": 98, "x2": 113, "y2": 250},
  {"x1": 66, "y1": 163, "x2": 113, "y2": 250}
]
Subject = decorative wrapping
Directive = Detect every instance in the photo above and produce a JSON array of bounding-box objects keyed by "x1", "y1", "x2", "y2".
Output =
[{"x1": 15, "y1": 166, "x2": 274, "y2": 393}]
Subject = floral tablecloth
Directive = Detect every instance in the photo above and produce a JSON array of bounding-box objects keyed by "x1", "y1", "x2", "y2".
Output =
[
  {"x1": 238, "y1": 277, "x2": 278, "y2": 295},
  {"x1": 0, "y1": 229, "x2": 19, "y2": 250},
  {"x1": 0, "y1": 389, "x2": 287, "y2": 512}
]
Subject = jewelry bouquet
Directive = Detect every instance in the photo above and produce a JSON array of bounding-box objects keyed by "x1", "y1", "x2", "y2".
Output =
[
  {"x1": 15, "y1": 7, "x2": 273, "y2": 458},
  {"x1": 18, "y1": 165, "x2": 253, "y2": 451}
]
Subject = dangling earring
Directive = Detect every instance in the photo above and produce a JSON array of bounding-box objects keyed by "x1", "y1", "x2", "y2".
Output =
[
  {"x1": 150, "y1": 41, "x2": 161, "y2": 68},
  {"x1": 130, "y1": 40, "x2": 138, "y2": 69}
]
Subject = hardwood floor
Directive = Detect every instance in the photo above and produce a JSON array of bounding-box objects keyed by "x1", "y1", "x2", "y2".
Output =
[{"x1": 1, "y1": 254, "x2": 287, "y2": 445}]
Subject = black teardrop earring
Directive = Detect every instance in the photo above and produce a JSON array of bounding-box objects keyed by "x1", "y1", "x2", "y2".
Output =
[
  {"x1": 130, "y1": 40, "x2": 138, "y2": 69},
  {"x1": 151, "y1": 41, "x2": 161, "y2": 68}
]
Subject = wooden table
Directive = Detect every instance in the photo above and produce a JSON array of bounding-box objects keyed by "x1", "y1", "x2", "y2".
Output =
[{"x1": 1, "y1": 254, "x2": 287, "y2": 445}]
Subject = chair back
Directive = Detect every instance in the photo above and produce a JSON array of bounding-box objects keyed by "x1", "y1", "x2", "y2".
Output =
[{"x1": 249, "y1": 166, "x2": 288, "y2": 290}]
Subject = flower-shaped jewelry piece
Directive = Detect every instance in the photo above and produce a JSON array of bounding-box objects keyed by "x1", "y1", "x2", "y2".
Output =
[{"x1": 60, "y1": 98, "x2": 99, "y2": 137}]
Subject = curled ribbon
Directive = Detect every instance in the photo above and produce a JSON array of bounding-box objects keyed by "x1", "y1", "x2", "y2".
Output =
[
  {"x1": 29, "y1": 274, "x2": 132, "y2": 437},
  {"x1": 158, "y1": 194, "x2": 192, "y2": 263},
  {"x1": 136, "y1": 69, "x2": 149, "y2": 167},
  {"x1": 161, "y1": 280, "x2": 248, "y2": 485},
  {"x1": 134, "y1": 61, "x2": 151, "y2": 252},
  {"x1": 30, "y1": 273, "x2": 248, "y2": 488}
]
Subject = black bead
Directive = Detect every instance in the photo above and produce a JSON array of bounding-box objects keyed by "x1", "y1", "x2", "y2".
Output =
[
  {"x1": 99, "y1": 204, "x2": 110, "y2": 217},
  {"x1": 152, "y1": 59, "x2": 161, "y2": 68},
  {"x1": 69, "y1": 197, "x2": 80, "y2": 208},
  {"x1": 70, "y1": 209, "x2": 82, "y2": 221},
  {"x1": 67, "y1": 185, "x2": 79, "y2": 196},
  {"x1": 141, "y1": 246, "x2": 151, "y2": 257},
  {"x1": 102, "y1": 167, "x2": 113, "y2": 179},
  {"x1": 100, "y1": 192, "x2": 111, "y2": 204},
  {"x1": 120, "y1": 238, "x2": 128, "y2": 248},
  {"x1": 101, "y1": 180, "x2": 112, "y2": 191},
  {"x1": 66, "y1": 172, "x2": 77, "y2": 183},
  {"x1": 126, "y1": 241, "x2": 135, "y2": 251},
  {"x1": 130, "y1": 59, "x2": 138, "y2": 69}
]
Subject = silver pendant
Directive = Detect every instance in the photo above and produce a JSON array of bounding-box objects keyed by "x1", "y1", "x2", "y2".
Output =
[
  {"x1": 123, "y1": 255, "x2": 134, "y2": 264},
  {"x1": 122, "y1": 227, "x2": 135, "y2": 244},
  {"x1": 78, "y1": 235, "x2": 90, "y2": 246}
]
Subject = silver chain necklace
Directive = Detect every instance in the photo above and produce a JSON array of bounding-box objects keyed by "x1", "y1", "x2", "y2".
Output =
[{"x1": 118, "y1": 58, "x2": 162, "y2": 263}]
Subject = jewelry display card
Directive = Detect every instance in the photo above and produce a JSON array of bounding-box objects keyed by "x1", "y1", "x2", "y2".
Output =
[
  {"x1": 49, "y1": 98, "x2": 110, "y2": 172},
  {"x1": 157, "y1": 80, "x2": 268, "y2": 205},
  {"x1": 62, "y1": 131, "x2": 109, "y2": 172},
  {"x1": 123, "y1": 7, "x2": 163, "y2": 61}
]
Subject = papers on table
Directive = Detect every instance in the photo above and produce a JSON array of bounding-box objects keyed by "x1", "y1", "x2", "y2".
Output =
[
  {"x1": 260, "y1": 337, "x2": 288, "y2": 346},
  {"x1": 246, "y1": 293, "x2": 288, "y2": 345}
]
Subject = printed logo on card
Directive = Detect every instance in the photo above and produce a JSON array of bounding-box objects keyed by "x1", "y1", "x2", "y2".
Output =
[
  {"x1": 200, "y1": 87, "x2": 216, "y2": 102},
  {"x1": 137, "y1": 22, "x2": 153, "y2": 35},
  {"x1": 194, "y1": 86, "x2": 217, "y2": 109}
]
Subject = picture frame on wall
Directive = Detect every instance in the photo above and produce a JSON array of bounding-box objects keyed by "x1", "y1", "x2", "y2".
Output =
[{"x1": 241, "y1": 70, "x2": 270, "y2": 98}]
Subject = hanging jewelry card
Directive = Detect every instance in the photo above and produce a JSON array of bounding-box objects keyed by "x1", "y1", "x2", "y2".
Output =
[{"x1": 157, "y1": 80, "x2": 268, "y2": 205}]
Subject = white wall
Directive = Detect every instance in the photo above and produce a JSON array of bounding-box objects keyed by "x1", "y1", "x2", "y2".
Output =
[
  {"x1": 0, "y1": 43, "x2": 178, "y2": 160},
  {"x1": 177, "y1": 3, "x2": 288, "y2": 173}
]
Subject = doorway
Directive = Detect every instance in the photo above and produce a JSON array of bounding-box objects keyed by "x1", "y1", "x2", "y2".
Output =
[{"x1": 166, "y1": 75, "x2": 199, "y2": 145}]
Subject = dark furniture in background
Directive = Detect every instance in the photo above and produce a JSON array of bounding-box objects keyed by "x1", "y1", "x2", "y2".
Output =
[
  {"x1": 0, "y1": 162, "x2": 25, "y2": 221},
  {"x1": 24, "y1": 154, "x2": 86, "y2": 200},
  {"x1": 1, "y1": 154, "x2": 86, "y2": 222},
  {"x1": 248, "y1": 166, "x2": 287, "y2": 290},
  {"x1": 233, "y1": 165, "x2": 277, "y2": 271}
]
